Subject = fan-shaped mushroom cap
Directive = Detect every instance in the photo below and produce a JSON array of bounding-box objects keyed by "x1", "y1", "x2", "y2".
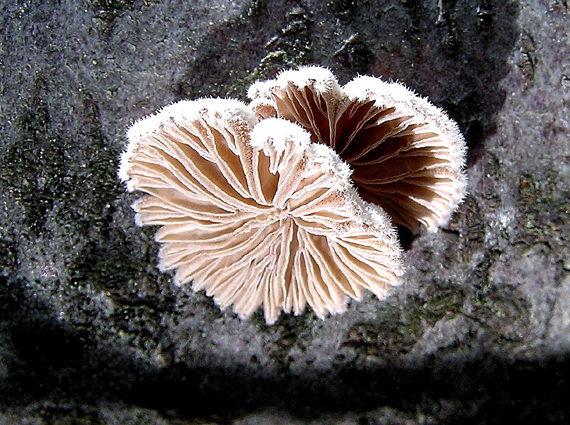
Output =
[
  {"x1": 248, "y1": 66, "x2": 467, "y2": 233},
  {"x1": 119, "y1": 98, "x2": 403, "y2": 324}
]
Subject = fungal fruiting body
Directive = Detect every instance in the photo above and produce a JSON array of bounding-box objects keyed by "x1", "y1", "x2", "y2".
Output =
[
  {"x1": 119, "y1": 66, "x2": 467, "y2": 324},
  {"x1": 249, "y1": 67, "x2": 467, "y2": 233},
  {"x1": 119, "y1": 99, "x2": 402, "y2": 324}
]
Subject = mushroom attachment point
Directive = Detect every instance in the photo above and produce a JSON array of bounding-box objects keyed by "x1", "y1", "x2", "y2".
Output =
[{"x1": 119, "y1": 67, "x2": 467, "y2": 324}]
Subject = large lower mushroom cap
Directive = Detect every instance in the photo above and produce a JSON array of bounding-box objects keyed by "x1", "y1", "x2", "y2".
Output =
[
  {"x1": 249, "y1": 66, "x2": 467, "y2": 233},
  {"x1": 119, "y1": 99, "x2": 403, "y2": 324}
]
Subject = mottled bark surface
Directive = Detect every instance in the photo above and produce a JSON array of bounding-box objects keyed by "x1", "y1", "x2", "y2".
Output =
[{"x1": 1, "y1": 0, "x2": 569, "y2": 423}]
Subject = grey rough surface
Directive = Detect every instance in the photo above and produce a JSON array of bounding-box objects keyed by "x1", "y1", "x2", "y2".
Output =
[{"x1": 0, "y1": 0, "x2": 569, "y2": 423}]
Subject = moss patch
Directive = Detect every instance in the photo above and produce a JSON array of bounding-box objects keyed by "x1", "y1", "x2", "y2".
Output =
[
  {"x1": 517, "y1": 171, "x2": 570, "y2": 250},
  {"x1": 341, "y1": 281, "x2": 467, "y2": 362},
  {"x1": 0, "y1": 79, "x2": 119, "y2": 237}
]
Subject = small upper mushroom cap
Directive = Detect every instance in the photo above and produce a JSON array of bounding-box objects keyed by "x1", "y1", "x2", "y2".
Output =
[
  {"x1": 119, "y1": 98, "x2": 403, "y2": 324},
  {"x1": 249, "y1": 66, "x2": 467, "y2": 233}
]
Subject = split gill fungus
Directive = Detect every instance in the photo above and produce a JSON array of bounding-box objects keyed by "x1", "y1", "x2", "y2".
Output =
[{"x1": 119, "y1": 66, "x2": 467, "y2": 324}]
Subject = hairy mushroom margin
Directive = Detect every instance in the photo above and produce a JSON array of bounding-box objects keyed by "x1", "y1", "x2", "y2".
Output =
[{"x1": 119, "y1": 66, "x2": 467, "y2": 324}]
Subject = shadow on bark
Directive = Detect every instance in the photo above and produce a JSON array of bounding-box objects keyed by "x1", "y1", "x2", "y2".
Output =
[{"x1": 1, "y1": 287, "x2": 568, "y2": 423}]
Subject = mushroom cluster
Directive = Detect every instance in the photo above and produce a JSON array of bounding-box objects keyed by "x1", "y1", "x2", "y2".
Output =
[{"x1": 119, "y1": 66, "x2": 466, "y2": 324}]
